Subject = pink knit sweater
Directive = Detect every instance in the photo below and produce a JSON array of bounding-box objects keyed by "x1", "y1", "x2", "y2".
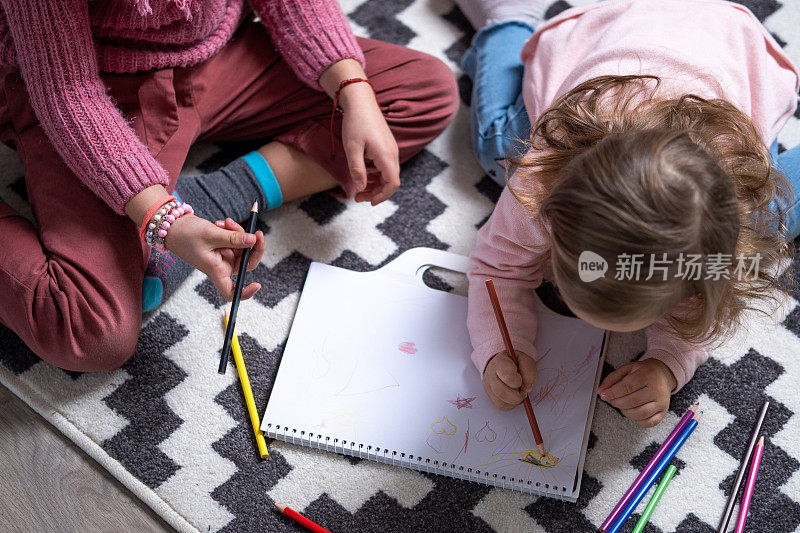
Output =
[{"x1": 0, "y1": 0, "x2": 365, "y2": 214}]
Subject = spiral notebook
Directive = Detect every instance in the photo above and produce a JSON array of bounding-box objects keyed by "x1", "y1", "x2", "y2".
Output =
[{"x1": 262, "y1": 248, "x2": 606, "y2": 501}]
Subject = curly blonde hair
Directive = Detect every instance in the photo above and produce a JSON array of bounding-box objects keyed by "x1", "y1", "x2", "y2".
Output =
[{"x1": 507, "y1": 74, "x2": 795, "y2": 345}]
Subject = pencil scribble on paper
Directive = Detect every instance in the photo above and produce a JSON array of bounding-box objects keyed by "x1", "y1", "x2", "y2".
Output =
[
  {"x1": 475, "y1": 421, "x2": 497, "y2": 443},
  {"x1": 311, "y1": 337, "x2": 331, "y2": 378},
  {"x1": 398, "y1": 342, "x2": 418, "y2": 355},
  {"x1": 318, "y1": 406, "x2": 358, "y2": 441},
  {"x1": 431, "y1": 416, "x2": 457, "y2": 435},
  {"x1": 575, "y1": 345, "x2": 599, "y2": 375},
  {"x1": 530, "y1": 344, "x2": 599, "y2": 417},
  {"x1": 474, "y1": 425, "x2": 577, "y2": 486},
  {"x1": 535, "y1": 347, "x2": 552, "y2": 363},
  {"x1": 448, "y1": 394, "x2": 476, "y2": 410},
  {"x1": 426, "y1": 438, "x2": 442, "y2": 454},
  {"x1": 530, "y1": 366, "x2": 567, "y2": 406},
  {"x1": 335, "y1": 361, "x2": 400, "y2": 397}
]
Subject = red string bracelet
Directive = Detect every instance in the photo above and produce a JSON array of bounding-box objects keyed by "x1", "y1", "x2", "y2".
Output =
[{"x1": 330, "y1": 77, "x2": 375, "y2": 159}]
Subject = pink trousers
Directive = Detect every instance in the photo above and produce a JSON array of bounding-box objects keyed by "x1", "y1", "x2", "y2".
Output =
[{"x1": 0, "y1": 19, "x2": 459, "y2": 371}]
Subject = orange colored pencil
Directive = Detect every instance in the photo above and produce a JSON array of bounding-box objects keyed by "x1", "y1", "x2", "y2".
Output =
[{"x1": 485, "y1": 279, "x2": 545, "y2": 453}]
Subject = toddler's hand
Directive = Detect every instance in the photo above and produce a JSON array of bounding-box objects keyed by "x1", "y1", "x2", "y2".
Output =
[
  {"x1": 597, "y1": 355, "x2": 678, "y2": 428},
  {"x1": 165, "y1": 216, "x2": 265, "y2": 301},
  {"x1": 482, "y1": 350, "x2": 537, "y2": 411}
]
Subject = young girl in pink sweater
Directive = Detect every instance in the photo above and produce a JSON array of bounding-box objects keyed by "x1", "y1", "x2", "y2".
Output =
[
  {"x1": 459, "y1": 0, "x2": 799, "y2": 427},
  {"x1": 0, "y1": 0, "x2": 458, "y2": 372}
]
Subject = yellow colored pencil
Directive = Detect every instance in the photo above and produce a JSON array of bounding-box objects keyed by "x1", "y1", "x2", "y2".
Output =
[{"x1": 224, "y1": 310, "x2": 269, "y2": 458}]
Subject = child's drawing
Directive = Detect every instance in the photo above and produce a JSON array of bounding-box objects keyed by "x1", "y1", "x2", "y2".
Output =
[
  {"x1": 431, "y1": 416, "x2": 457, "y2": 435},
  {"x1": 474, "y1": 425, "x2": 577, "y2": 486},
  {"x1": 334, "y1": 362, "x2": 399, "y2": 397},
  {"x1": 573, "y1": 345, "x2": 599, "y2": 376},
  {"x1": 319, "y1": 329, "x2": 402, "y2": 397},
  {"x1": 447, "y1": 394, "x2": 476, "y2": 410},
  {"x1": 426, "y1": 438, "x2": 442, "y2": 454},
  {"x1": 536, "y1": 347, "x2": 552, "y2": 363},
  {"x1": 453, "y1": 419, "x2": 471, "y2": 461},
  {"x1": 530, "y1": 344, "x2": 599, "y2": 418},
  {"x1": 427, "y1": 415, "x2": 458, "y2": 454},
  {"x1": 530, "y1": 366, "x2": 567, "y2": 406},
  {"x1": 310, "y1": 336, "x2": 331, "y2": 379},
  {"x1": 317, "y1": 405, "x2": 359, "y2": 441},
  {"x1": 475, "y1": 421, "x2": 497, "y2": 443},
  {"x1": 398, "y1": 342, "x2": 418, "y2": 354}
]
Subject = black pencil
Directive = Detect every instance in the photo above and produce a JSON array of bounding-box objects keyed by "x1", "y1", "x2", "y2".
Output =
[
  {"x1": 219, "y1": 200, "x2": 259, "y2": 374},
  {"x1": 717, "y1": 398, "x2": 770, "y2": 532}
]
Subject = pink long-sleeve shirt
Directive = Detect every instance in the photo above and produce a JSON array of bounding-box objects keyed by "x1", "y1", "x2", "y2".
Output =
[
  {"x1": 0, "y1": 0, "x2": 365, "y2": 214},
  {"x1": 468, "y1": 0, "x2": 799, "y2": 391}
]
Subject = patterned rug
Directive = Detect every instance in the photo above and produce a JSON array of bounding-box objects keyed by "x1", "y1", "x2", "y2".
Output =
[{"x1": 1, "y1": 1, "x2": 799, "y2": 532}]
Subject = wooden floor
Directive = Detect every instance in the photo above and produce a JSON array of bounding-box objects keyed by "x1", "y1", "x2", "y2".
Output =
[{"x1": 0, "y1": 384, "x2": 174, "y2": 532}]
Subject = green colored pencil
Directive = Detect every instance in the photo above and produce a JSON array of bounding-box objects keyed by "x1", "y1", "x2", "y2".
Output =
[{"x1": 631, "y1": 464, "x2": 678, "y2": 533}]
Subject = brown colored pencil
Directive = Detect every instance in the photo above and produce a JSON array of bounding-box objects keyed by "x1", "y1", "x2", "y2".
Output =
[{"x1": 485, "y1": 279, "x2": 545, "y2": 454}]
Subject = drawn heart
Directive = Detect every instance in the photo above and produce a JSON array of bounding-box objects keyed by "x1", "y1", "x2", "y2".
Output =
[
  {"x1": 430, "y1": 416, "x2": 457, "y2": 435},
  {"x1": 475, "y1": 421, "x2": 497, "y2": 443}
]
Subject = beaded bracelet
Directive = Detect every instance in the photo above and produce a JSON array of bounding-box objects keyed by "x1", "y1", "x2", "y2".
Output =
[
  {"x1": 138, "y1": 195, "x2": 176, "y2": 245},
  {"x1": 145, "y1": 201, "x2": 195, "y2": 253}
]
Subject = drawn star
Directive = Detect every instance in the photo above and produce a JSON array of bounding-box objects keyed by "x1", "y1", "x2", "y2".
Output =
[{"x1": 448, "y1": 394, "x2": 476, "y2": 409}]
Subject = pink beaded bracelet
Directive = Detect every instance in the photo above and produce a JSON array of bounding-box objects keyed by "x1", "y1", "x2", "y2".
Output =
[
  {"x1": 144, "y1": 201, "x2": 195, "y2": 253},
  {"x1": 139, "y1": 195, "x2": 176, "y2": 245}
]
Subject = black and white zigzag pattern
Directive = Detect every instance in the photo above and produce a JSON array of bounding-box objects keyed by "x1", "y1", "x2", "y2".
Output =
[{"x1": 0, "y1": 1, "x2": 799, "y2": 532}]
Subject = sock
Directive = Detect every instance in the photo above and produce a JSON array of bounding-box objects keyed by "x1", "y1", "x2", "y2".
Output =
[
  {"x1": 141, "y1": 152, "x2": 281, "y2": 312},
  {"x1": 454, "y1": 0, "x2": 545, "y2": 30},
  {"x1": 175, "y1": 152, "x2": 282, "y2": 223},
  {"x1": 142, "y1": 248, "x2": 195, "y2": 312}
]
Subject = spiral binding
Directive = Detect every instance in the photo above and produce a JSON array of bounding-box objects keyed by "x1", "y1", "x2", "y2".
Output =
[{"x1": 264, "y1": 422, "x2": 572, "y2": 501}]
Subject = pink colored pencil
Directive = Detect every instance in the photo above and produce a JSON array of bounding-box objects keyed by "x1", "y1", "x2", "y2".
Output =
[
  {"x1": 734, "y1": 436, "x2": 764, "y2": 533},
  {"x1": 600, "y1": 403, "x2": 698, "y2": 532}
]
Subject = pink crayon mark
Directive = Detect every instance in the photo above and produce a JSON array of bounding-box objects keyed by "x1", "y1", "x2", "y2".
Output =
[
  {"x1": 454, "y1": 419, "x2": 470, "y2": 461},
  {"x1": 475, "y1": 421, "x2": 497, "y2": 443},
  {"x1": 426, "y1": 438, "x2": 441, "y2": 454},
  {"x1": 447, "y1": 394, "x2": 476, "y2": 409},
  {"x1": 398, "y1": 342, "x2": 418, "y2": 355},
  {"x1": 573, "y1": 345, "x2": 598, "y2": 376}
]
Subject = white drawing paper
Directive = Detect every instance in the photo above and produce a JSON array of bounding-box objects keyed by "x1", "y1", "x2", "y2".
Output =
[{"x1": 262, "y1": 249, "x2": 605, "y2": 501}]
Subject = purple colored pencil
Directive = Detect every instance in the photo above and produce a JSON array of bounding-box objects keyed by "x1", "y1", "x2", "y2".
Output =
[{"x1": 600, "y1": 403, "x2": 698, "y2": 532}]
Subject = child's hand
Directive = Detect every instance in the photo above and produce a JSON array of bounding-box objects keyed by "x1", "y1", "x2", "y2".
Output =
[
  {"x1": 318, "y1": 59, "x2": 399, "y2": 205},
  {"x1": 597, "y1": 355, "x2": 678, "y2": 428},
  {"x1": 165, "y1": 216, "x2": 266, "y2": 301},
  {"x1": 482, "y1": 350, "x2": 537, "y2": 411},
  {"x1": 339, "y1": 81, "x2": 400, "y2": 206}
]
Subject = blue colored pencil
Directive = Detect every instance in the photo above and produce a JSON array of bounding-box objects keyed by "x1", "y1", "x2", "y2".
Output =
[{"x1": 608, "y1": 413, "x2": 700, "y2": 533}]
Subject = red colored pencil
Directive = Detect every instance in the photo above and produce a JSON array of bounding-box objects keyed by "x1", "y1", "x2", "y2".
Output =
[
  {"x1": 274, "y1": 503, "x2": 332, "y2": 533},
  {"x1": 485, "y1": 279, "x2": 545, "y2": 453}
]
